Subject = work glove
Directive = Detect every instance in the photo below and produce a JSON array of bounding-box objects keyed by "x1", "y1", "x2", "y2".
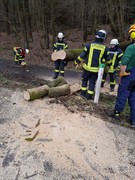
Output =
[{"x1": 119, "y1": 72, "x2": 130, "y2": 77}]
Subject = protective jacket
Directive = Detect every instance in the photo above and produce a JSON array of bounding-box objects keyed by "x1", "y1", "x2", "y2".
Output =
[
  {"x1": 76, "y1": 41, "x2": 111, "y2": 72},
  {"x1": 53, "y1": 39, "x2": 68, "y2": 78},
  {"x1": 13, "y1": 47, "x2": 25, "y2": 62},
  {"x1": 108, "y1": 47, "x2": 123, "y2": 73},
  {"x1": 53, "y1": 39, "x2": 68, "y2": 52}
]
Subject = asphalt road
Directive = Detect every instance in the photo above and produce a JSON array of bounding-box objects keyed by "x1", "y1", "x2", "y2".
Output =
[{"x1": 0, "y1": 58, "x2": 82, "y2": 85}]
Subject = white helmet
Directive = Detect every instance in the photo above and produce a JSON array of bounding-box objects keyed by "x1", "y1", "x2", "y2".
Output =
[
  {"x1": 25, "y1": 49, "x2": 29, "y2": 53},
  {"x1": 95, "y1": 29, "x2": 106, "y2": 39},
  {"x1": 57, "y1": 32, "x2": 64, "y2": 39},
  {"x1": 110, "y1": 39, "x2": 119, "y2": 45}
]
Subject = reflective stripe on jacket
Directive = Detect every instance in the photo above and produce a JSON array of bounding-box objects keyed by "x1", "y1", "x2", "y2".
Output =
[{"x1": 77, "y1": 42, "x2": 111, "y2": 73}]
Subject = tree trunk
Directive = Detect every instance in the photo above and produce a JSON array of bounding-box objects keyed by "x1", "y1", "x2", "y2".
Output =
[
  {"x1": 24, "y1": 85, "x2": 49, "y2": 101},
  {"x1": 48, "y1": 84, "x2": 70, "y2": 98},
  {"x1": 47, "y1": 76, "x2": 68, "y2": 87},
  {"x1": 51, "y1": 49, "x2": 83, "y2": 61}
]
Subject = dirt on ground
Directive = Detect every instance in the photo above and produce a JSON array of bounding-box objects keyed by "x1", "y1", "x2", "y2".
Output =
[{"x1": 0, "y1": 31, "x2": 135, "y2": 180}]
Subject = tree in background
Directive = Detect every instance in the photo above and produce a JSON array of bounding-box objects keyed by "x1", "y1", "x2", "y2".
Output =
[{"x1": 0, "y1": 0, "x2": 135, "y2": 47}]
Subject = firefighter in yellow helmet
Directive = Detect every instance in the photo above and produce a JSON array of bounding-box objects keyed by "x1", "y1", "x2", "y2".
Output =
[{"x1": 112, "y1": 24, "x2": 135, "y2": 127}]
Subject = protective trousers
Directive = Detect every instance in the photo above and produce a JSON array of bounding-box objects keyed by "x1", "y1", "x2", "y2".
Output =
[
  {"x1": 114, "y1": 67, "x2": 135, "y2": 125},
  {"x1": 102, "y1": 72, "x2": 116, "y2": 89},
  {"x1": 54, "y1": 59, "x2": 65, "y2": 77},
  {"x1": 81, "y1": 69, "x2": 98, "y2": 99}
]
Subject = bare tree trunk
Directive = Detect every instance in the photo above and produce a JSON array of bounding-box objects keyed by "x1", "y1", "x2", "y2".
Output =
[
  {"x1": 82, "y1": 0, "x2": 89, "y2": 42},
  {"x1": 2, "y1": 0, "x2": 10, "y2": 34},
  {"x1": 24, "y1": 0, "x2": 33, "y2": 42},
  {"x1": 50, "y1": 0, "x2": 57, "y2": 47},
  {"x1": 42, "y1": 0, "x2": 49, "y2": 49}
]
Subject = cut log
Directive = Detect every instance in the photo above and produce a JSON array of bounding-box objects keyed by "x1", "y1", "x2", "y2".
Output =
[
  {"x1": 51, "y1": 50, "x2": 66, "y2": 61},
  {"x1": 24, "y1": 85, "x2": 49, "y2": 101},
  {"x1": 51, "y1": 49, "x2": 83, "y2": 62},
  {"x1": 64, "y1": 49, "x2": 83, "y2": 61},
  {"x1": 47, "y1": 76, "x2": 67, "y2": 87},
  {"x1": 48, "y1": 84, "x2": 70, "y2": 98},
  {"x1": 51, "y1": 41, "x2": 129, "y2": 63},
  {"x1": 70, "y1": 83, "x2": 81, "y2": 95}
]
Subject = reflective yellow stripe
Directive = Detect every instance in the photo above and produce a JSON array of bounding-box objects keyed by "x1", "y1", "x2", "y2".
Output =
[
  {"x1": 64, "y1": 45, "x2": 68, "y2": 49},
  {"x1": 83, "y1": 64, "x2": 99, "y2": 72},
  {"x1": 60, "y1": 70, "x2": 64, "y2": 73},
  {"x1": 118, "y1": 53, "x2": 123, "y2": 58},
  {"x1": 110, "y1": 81, "x2": 116, "y2": 85},
  {"x1": 54, "y1": 44, "x2": 57, "y2": 47},
  {"x1": 78, "y1": 56, "x2": 83, "y2": 61},
  {"x1": 55, "y1": 70, "x2": 59, "y2": 72},
  {"x1": 56, "y1": 42, "x2": 66, "y2": 46},
  {"x1": 84, "y1": 47, "x2": 88, "y2": 51},
  {"x1": 87, "y1": 90, "x2": 94, "y2": 94},
  {"x1": 84, "y1": 43, "x2": 106, "y2": 72},
  {"x1": 81, "y1": 87, "x2": 87, "y2": 90},
  {"x1": 109, "y1": 53, "x2": 117, "y2": 72}
]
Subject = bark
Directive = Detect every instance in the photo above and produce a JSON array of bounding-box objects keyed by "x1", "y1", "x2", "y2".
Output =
[
  {"x1": 47, "y1": 76, "x2": 68, "y2": 87},
  {"x1": 64, "y1": 49, "x2": 83, "y2": 61},
  {"x1": 51, "y1": 49, "x2": 83, "y2": 61},
  {"x1": 48, "y1": 84, "x2": 70, "y2": 98},
  {"x1": 24, "y1": 85, "x2": 49, "y2": 101}
]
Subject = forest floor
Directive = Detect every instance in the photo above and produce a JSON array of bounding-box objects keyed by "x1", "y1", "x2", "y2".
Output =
[{"x1": 0, "y1": 30, "x2": 135, "y2": 180}]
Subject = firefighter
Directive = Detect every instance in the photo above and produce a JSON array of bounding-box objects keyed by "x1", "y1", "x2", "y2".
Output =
[
  {"x1": 112, "y1": 24, "x2": 135, "y2": 127},
  {"x1": 75, "y1": 30, "x2": 111, "y2": 100},
  {"x1": 13, "y1": 47, "x2": 29, "y2": 66},
  {"x1": 53, "y1": 32, "x2": 68, "y2": 79},
  {"x1": 101, "y1": 39, "x2": 123, "y2": 91}
]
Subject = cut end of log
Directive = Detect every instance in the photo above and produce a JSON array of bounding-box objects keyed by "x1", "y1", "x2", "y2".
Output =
[
  {"x1": 51, "y1": 50, "x2": 66, "y2": 61},
  {"x1": 24, "y1": 90, "x2": 30, "y2": 101}
]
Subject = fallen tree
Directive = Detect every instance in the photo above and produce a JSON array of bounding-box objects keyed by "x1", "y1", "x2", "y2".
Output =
[
  {"x1": 51, "y1": 49, "x2": 83, "y2": 62},
  {"x1": 24, "y1": 77, "x2": 71, "y2": 101},
  {"x1": 51, "y1": 40, "x2": 130, "y2": 63},
  {"x1": 48, "y1": 84, "x2": 70, "y2": 98},
  {"x1": 64, "y1": 49, "x2": 83, "y2": 61}
]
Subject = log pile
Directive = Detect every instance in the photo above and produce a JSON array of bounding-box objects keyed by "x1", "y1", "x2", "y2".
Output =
[{"x1": 24, "y1": 77, "x2": 73, "y2": 101}]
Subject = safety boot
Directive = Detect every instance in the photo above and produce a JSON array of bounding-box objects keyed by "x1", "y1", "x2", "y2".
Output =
[
  {"x1": 111, "y1": 111, "x2": 120, "y2": 119},
  {"x1": 53, "y1": 75, "x2": 58, "y2": 79}
]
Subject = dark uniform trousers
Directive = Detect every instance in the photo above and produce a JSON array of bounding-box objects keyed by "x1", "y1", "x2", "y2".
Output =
[
  {"x1": 81, "y1": 69, "x2": 98, "y2": 98},
  {"x1": 54, "y1": 59, "x2": 65, "y2": 77}
]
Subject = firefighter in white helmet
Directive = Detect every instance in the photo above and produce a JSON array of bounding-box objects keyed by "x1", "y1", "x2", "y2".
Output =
[
  {"x1": 13, "y1": 47, "x2": 29, "y2": 66},
  {"x1": 53, "y1": 32, "x2": 68, "y2": 79},
  {"x1": 101, "y1": 38, "x2": 123, "y2": 91}
]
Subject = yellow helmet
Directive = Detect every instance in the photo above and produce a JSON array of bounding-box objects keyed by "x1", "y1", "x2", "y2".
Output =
[
  {"x1": 128, "y1": 24, "x2": 135, "y2": 33},
  {"x1": 130, "y1": 32, "x2": 135, "y2": 39}
]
